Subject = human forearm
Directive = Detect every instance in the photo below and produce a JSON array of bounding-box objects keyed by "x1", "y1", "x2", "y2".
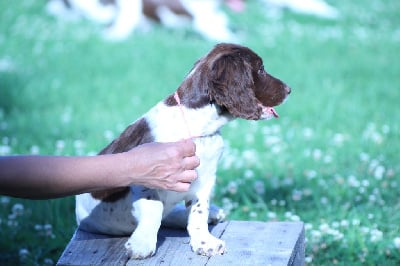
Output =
[
  {"x1": 0, "y1": 140, "x2": 200, "y2": 199},
  {"x1": 0, "y1": 154, "x2": 130, "y2": 199}
]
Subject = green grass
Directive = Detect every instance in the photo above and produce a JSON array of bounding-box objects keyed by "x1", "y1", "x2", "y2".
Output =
[{"x1": 1, "y1": 0, "x2": 399, "y2": 264}]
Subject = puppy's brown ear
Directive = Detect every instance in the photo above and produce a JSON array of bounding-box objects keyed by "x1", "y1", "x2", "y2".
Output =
[{"x1": 209, "y1": 53, "x2": 262, "y2": 120}]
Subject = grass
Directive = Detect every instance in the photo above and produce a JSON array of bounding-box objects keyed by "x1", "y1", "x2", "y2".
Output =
[{"x1": 1, "y1": 0, "x2": 399, "y2": 264}]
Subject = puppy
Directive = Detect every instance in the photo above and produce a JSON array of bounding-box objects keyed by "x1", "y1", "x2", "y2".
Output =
[{"x1": 76, "y1": 43, "x2": 291, "y2": 259}]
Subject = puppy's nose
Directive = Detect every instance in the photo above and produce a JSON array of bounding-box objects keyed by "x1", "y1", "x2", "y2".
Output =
[{"x1": 284, "y1": 85, "x2": 291, "y2": 94}]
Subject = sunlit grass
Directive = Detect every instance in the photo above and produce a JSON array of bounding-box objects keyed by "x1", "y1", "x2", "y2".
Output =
[{"x1": 1, "y1": 0, "x2": 399, "y2": 264}]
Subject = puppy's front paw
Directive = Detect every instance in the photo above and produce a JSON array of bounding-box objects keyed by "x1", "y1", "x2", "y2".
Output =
[
  {"x1": 191, "y1": 234, "x2": 225, "y2": 257},
  {"x1": 125, "y1": 234, "x2": 156, "y2": 259}
]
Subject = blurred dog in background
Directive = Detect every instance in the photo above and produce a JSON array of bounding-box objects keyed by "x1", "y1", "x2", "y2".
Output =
[{"x1": 46, "y1": 0, "x2": 238, "y2": 42}]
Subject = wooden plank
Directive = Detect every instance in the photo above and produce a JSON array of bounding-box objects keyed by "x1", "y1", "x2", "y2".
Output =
[
  {"x1": 57, "y1": 221, "x2": 304, "y2": 266},
  {"x1": 128, "y1": 222, "x2": 229, "y2": 266},
  {"x1": 206, "y1": 221, "x2": 305, "y2": 266},
  {"x1": 57, "y1": 230, "x2": 130, "y2": 265}
]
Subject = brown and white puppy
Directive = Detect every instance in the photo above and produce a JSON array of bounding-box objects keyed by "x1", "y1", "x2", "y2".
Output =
[
  {"x1": 46, "y1": 0, "x2": 235, "y2": 41},
  {"x1": 76, "y1": 43, "x2": 291, "y2": 259}
]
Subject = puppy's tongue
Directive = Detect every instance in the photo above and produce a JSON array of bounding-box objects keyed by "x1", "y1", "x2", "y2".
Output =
[{"x1": 267, "y1": 107, "x2": 279, "y2": 118}]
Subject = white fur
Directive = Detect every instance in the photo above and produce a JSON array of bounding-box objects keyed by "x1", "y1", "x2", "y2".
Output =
[{"x1": 76, "y1": 100, "x2": 230, "y2": 258}]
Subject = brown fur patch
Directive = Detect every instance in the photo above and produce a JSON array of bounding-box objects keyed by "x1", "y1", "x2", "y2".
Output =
[{"x1": 91, "y1": 118, "x2": 154, "y2": 202}]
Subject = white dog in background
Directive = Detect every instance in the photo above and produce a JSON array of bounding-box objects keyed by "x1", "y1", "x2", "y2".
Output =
[{"x1": 46, "y1": 0, "x2": 235, "y2": 42}]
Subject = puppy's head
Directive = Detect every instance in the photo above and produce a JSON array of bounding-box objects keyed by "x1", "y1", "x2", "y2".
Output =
[
  {"x1": 169, "y1": 43, "x2": 290, "y2": 120},
  {"x1": 207, "y1": 43, "x2": 291, "y2": 120}
]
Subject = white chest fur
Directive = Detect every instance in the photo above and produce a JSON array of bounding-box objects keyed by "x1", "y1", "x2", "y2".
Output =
[{"x1": 145, "y1": 101, "x2": 231, "y2": 142}]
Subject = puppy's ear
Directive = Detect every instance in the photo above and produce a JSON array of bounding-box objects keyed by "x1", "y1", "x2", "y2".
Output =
[{"x1": 209, "y1": 53, "x2": 262, "y2": 120}]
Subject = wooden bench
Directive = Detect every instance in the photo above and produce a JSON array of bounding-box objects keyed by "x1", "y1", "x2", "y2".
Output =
[{"x1": 57, "y1": 221, "x2": 305, "y2": 265}]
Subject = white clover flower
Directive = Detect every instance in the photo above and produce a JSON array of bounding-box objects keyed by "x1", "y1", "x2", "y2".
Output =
[
  {"x1": 271, "y1": 145, "x2": 282, "y2": 154},
  {"x1": 284, "y1": 211, "x2": 293, "y2": 219},
  {"x1": 290, "y1": 215, "x2": 301, "y2": 222},
  {"x1": 19, "y1": 248, "x2": 30, "y2": 260},
  {"x1": 323, "y1": 154, "x2": 332, "y2": 163},
  {"x1": 0, "y1": 145, "x2": 11, "y2": 155},
  {"x1": 361, "y1": 179, "x2": 370, "y2": 187},
  {"x1": 370, "y1": 229, "x2": 383, "y2": 242},
  {"x1": 242, "y1": 149, "x2": 257, "y2": 162},
  {"x1": 393, "y1": 237, "x2": 400, "y2": 249},
  {"x1": 249, "y1": 211, "x2": 257, "y2": 218},
  {"x1": 311, "y1": 230, "x2": 322, "y2": 242},
  {"x1": 267, "y1": 212, "x2": 277, "y2": 220},
  {"x1": 304, "y1": 223, "x2": 313, "y2": 230},
  {"x1": 304, "y1": 169, "x2": 317, "y2": 179},
  {"x1": 340, "y1": 220, "x2": 349, "y2": 228},
  {"x1": 359, "y1": 152, "x2": 370, "y2": 162},
  {"x1": 302, "y1": 127, "x2": 313, "y2": 138},
  {"x1": 43, "y1": 258, "x2": 54, "y2": 266},
  {"x1": 320, "y1": 197, "x2": 328, "y2": 205},
  {"x1": 74, "y1": 139, "x2": 85, "y2": 152},
  {"x1": 319, "y1": 223, "x2": 330, "y2": 233},
  {"x1": 382, "y1": 124, "x2": 390, "y2": 134},
  {"x1": 245, "y1": 133, "x2": 254, "y2": 144},
  {"x1": 55, "y1": 140, "x2": 65, "y2": 155},
  {"x1": 0, "y1": 196, "x2": 10, "y2": 206},
  {"x1": 44, "y1": 223, "x2": 55, "y2": 238},
  {"x1": 30, "y1": 145, "x2": 40, "y2": 155},
  {"x1": 332, "y1": 221, "x2": 340, "y2": 228},
  {"x1": 333, "y1": 133, "x2": 346, "y2": 145},
  {"x1": 226, "y1": 181, "x2": 238, "y2": 195},
  {"x1": 374, "y1": 165, "x2": 385, "y2": 180},
  {"x1": 253, "y1": 180, "x2": 265, "y2": 195},
  {"x1": 34, "y1": 224, "x2": 43, "y2": 231},
  {"x1": 368, "y1": 195, "x2": 376, "y2": 203},
  {"x1": 348, "y1": 175, "x2": 360, "y2": 187},
  {"x1": 312, "y1": 149, "x2": 322, "y2": 161},
  {"x1": 244, "y1": 169, "x2": 254, "y2": 179},
  {"x1": 264, "y1": 135, "x2": 281, "y2": 146},
  {"x1": 360, "y1": 226, "x2": 370, "y2": 234},
  {"x1": 103, "y1": 130, "x2": 114, "y2": 141},
  {"x1": 12, "y1": 203, "x2": 24, "y2": 216},
  {"x1": 61, "y1": 107, "x2": 72, "y2": 124},
  {"x1": 292, "y1": 190, "x2": 302, "y2": 201}
]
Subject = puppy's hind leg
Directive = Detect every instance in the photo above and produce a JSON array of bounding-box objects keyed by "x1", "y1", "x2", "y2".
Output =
[{"x1": 162, "y1": 204, "x2": 226, "y2": 229}]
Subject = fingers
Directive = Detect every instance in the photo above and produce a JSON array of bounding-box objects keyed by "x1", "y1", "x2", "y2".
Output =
[
  {"x1": 175, "y1": 170, "x2": 197, "y2": 192},
  {"x1": 178, "y1": 138, "x2": 197, "y2": 157},
  {"x1": 183, "y1": 155, "x2": 200, "y2": 171}
]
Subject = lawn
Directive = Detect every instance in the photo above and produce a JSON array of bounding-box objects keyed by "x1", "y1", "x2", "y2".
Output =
[{"x1": 1, "y1": 0, "x2": 399, "y2": 265}]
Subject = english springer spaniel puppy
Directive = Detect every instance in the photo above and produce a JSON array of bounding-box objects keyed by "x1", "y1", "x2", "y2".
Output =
[
  {"x1": 46, "y1": 0, "x2": 234, "y2": 41},
  {"x1": 76, "y1": 43, "x2": 291, "y2": 259}
]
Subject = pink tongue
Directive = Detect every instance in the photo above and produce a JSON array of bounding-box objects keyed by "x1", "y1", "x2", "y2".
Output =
[{"x1": 271, "y1": 108, "x2": 279, "y2": 118}]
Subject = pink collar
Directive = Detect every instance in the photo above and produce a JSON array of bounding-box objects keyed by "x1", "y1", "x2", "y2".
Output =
[{"x1": 174, "y1": 92, "x2": 195, "y2": 139}]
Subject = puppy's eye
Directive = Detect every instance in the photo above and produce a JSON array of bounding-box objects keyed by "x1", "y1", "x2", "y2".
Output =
[{"x1": 258, "y1": 65, "x2": 265, "y2": 74}]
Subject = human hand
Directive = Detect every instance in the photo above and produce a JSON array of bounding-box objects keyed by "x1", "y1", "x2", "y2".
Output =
[{"x1": 125, "y1": 139, "x2": 200, "y2": 192}]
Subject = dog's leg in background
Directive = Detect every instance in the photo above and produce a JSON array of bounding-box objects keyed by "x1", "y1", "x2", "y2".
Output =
[
  {"x1": 181, "y1": 0, "x2": 234, "y2": 42},
  {"x1": 124, "y1": 188, "x2": 163, "y2": 259},
  {"x1": 103, "y1": 0, "x2": 143, "y2": 40}
]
